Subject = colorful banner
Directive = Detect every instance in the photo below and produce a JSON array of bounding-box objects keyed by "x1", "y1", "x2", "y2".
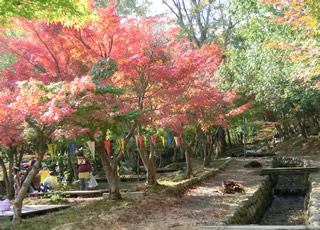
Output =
[
  {"x1": 167, "y1": 136, "x2": 171, "y2": 145},
  {"x1": 207, "y1": 135, "x2": 212, "y2": 142},
  {"x1": 147, "y1": 136, "x2": 151, "y2": 147},
  {"x1": 174, "y1": 136, "x2": 180, "y2": 147},
  {"x1": 198, "y1": 134, "x2": 202, "y2": 143},
  {"x1": 143, "y1": 136, "x2": 147, "y2": 147},
  {"x1": 161, "y1": 136, "x2": 165, "y2": 147},
  {"x1": 118, "y1": 138, "x2": 125, "y2": 153},
  {"x1": 103, "y1": 140, "x2": 111, "y2": 156},
  {"x1": 152, "y1": 136, "x2": 157, "y2": 146},
  {"x1": 47, "y1": 144, "x2": 57, "y2": 160},
  {"x1": 87, "y1": 141, "x2": 95, "y2": 158},
  {"x1": 139, "y1": 136, "x2": 142, "y2": 148},
  {"x1": 69, "y1": 143, "x2": 77, "y2": 158}
]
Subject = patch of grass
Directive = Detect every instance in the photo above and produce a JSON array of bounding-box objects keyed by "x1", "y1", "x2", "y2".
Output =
[
  {"x1": 173, "y1": 170, "x2": 189, "y2": 181},
  {"x1": 49, "y1": 193, "x2": 65, "y2": 204},
  {"x1": 158, "y1": 180, "x2": 178, "y2": 186},
  {"x1": 0, "y1": 199, "x2": 131, "y2": 230}
]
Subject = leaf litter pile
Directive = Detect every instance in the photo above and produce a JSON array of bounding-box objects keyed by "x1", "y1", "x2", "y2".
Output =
[{"x1": 219, "y1": 179, "x2": 245, "y2": 194}]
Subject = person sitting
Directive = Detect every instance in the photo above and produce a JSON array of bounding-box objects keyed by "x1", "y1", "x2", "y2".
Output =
[{"x1": 42, "y1": 172, "x2": 58, "y2": 192}]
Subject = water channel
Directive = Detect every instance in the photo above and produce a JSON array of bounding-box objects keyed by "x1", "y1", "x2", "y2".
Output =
[{"x1": 259, "y1": 174, "x2": 308, "y2": 225}]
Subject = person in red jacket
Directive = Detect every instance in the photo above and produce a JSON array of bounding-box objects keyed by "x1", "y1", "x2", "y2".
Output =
[{"x1": 76, "y1": 150, "x2": 92, "y2": 190}]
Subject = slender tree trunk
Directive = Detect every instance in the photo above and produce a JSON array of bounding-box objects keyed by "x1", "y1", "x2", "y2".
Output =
[
  {"x1": 275, "y1": 125, "x2": 284, "y2": 138},
  {"x1": 215, "y1": 127, "x2": 226, "y2": 158},
  {"x1": 0, "y1": 158, "x2": 10, "y2": 198},
  {"x1": 95, "y1": 145, "x2": 122, "y2": 200},
  {"x1": 136, "y1": 143, "x2": 158, "y2": 185},
  {"x1": 17, "y1": 150, "x2": 24, "y2": 168},
  {"x1": 183, "y1": 144, "x2": 192, "y2": 178},
  {"x1": 66, "y1": 150, "x2": 75, "y2": 186},
  {"x1": 297, "y1": 116, "x2": 308, "y2": 138},
  {"x1": 203, "y1": 140, "x2": 213, "y2": 167},
  {"x1": 299, "y1": 121, "x2": 308, "y2": 138},
  {"x1": 7, "y1": 149, "x2": 14, "y2": 199},
  {"x1": 181, "y1": 136, "x2": 196, "y2": 178},
  {"x1": 133, "y1": 125, "x2": 158, "y2": 185},
  {"x1": 226, "y1": 128, "x2": 232, "y2": 146},
  {"x1": 58, "y1": 147, "x2": 65, "y2": 181},
  {"x1": 172, "y1": 146, "x2": 178, "y2": 162},
  {"x1": 13, "y1": 133, "x2": 46, "y2": 225}
]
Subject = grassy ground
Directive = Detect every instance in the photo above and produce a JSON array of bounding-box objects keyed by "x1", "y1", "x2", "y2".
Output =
[{"x1": 1, "y1": 198, "x2": 133, "y2": 230}]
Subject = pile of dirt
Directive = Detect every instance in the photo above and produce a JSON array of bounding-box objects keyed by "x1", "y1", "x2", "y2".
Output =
[
  {"x1": 244, "y1": 161, "x2": 262, "y2": 168},
  {"x1": 219, "y1": 179, "x2": 245, "y2": 194}
]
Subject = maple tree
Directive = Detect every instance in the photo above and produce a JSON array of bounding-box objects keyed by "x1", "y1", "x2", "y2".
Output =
[
  {"x1": 0, "y1": 76, "x2": 94, "y2": 224},
  {"x1": 0, "y1": 2, "x2": 132, "y2": 201},
  {"x1": 108, "y1": 15, "x2": 237, "y2": 180}
]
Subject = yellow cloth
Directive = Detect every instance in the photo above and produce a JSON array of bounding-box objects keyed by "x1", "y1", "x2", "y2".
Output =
[
  {"x1": 40, "y1": 169, "x2": 50, "y2": 184},
  {"x1": 79, "y1": 172, "x2": 90, "y2": 179},
  {"x1": 43, "y1": 176, "x2": 58, "y2": 187}
]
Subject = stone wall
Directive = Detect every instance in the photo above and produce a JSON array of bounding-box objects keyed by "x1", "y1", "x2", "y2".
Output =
[
  {"x1": 272, "y1": 156, "x2": 307, "y2": 168},
  {"x1": 224, "y1": 176, "x2": 274, "y2": 225},
  {"x1": 307, "y1": 173, "x2": 320, "y2": 226}
]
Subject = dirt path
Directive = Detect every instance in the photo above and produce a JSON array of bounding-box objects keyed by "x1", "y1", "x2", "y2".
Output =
[{"x1": 61, "y1": 157, "x2": 270, "y2": 230}]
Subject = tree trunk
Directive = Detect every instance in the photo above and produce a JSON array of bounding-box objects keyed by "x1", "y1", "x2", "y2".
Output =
[
  {"x1": 298, "y1": 121, "x2": 308, "y2": 138},
  {"x1": 203, "y1": 140, "x2": 213, "y2": 167},
  {"x1": 172, "y1": 146, "x2": 178, "y2": 162},
  {"x1": 136, "y1": 142, "x2": 158, "y2": 185},
  {"x1": 95, "y1": 144, "x2": 122, "y2": 200},
  {"x1": 7, "y1": 149, "x2": 14, "y2": 199},
  {"x1": 66, "y1": 150, "x2": 74, "y2": 186},
  {"x1": 58, "y1": 147, "x2": 65, "y2": 181},
  {"x1": 13, "y1": 133, "x2": 46, "y2": 225},
  {"x1": 0, "y1": 158, "x2": 10, "y2": 198},
  {"x1": 296, "y1": 116, "x2": 308, "y2": 138},
  {"x1": 215, "y1": 127, "x2": 226, "y2": 159},
  {"x1": 181, "y1": 136, "x2": 196, "y2": 178},
  {"x1": 226, "y1": 128, "x2": 232, "y2": 146},
  {"x1": 183, "y1": 144, "x2": 192, "y2": 178},
  {"x1": 275, "y1": 125, "x2": 284, "y2": 138}
]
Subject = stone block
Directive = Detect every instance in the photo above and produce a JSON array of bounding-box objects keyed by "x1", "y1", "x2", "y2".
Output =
[
  {"x1": 102, "y1": 193, "x2": 110, "y2": 200},
  {"x1": 123, "y1": 191, "x2": 145, "y2": 199}
]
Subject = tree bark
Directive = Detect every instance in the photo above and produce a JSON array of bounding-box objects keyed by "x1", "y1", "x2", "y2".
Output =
[
  {"x1": 214, "y1": 127, "x2": 226, "y2": 159},
  {"x1": 12, "y1": 132, "x2": 46, "y2": 225},
  {"x1": 94, "y1": 141, "x2": 122, "y2": 200},
  {"x1": 135, "y1": 140, "x2": 158, "y2": 185},
  {"x1": 203, "y1": 139, "x2": 213, "y2": 167},
  {"x1": 181, "y1": 139, "x2": 192, "y2": 178},
  {"x1": 0, "y1": 158, "x2": 10, "y2": 198},
  {"x1": 226, "y1": 128, "x2": 232, "y2": 146},
  {"x1": 298, "y1": 120, "x2": 308, "y2": 138}
]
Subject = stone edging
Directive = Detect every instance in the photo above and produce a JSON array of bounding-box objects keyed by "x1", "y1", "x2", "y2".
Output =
[
  {"x1": 308, "y1": 173, "x2": 320, "y2": 226},
  {"x1": 223, "y1": 175, "x2": 273, "y2": 225}
]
